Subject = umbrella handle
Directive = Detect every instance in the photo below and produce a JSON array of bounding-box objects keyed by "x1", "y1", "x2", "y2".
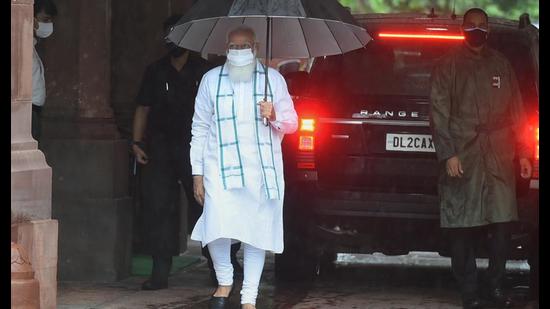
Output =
[
  {"x1": 263, "y1": 16, "x2": 272, "y2": 127},
  {"x1": 262, "y1": 93, "x2": 269, "y2": 126}
]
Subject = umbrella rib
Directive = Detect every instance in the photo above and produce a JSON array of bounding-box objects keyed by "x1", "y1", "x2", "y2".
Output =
[
  {"x1": 349, "y1": 25, "x2": 368, "y2": 47},
  {"x1": 176, "y1": 23, "x2": 193, "y2": 47},
  {"x1": 199, "y1": 18, "x2": 221, "y2": 55},
  {"x1": 325, "y1": 20, "x2": 344, "y2": 55},
  {"x1": 298, "y1": 19, "x2": 312, "y2": 58}
]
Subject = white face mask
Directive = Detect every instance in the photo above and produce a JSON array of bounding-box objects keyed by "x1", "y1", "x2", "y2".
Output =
[
  {"x1": 36, "y1": 22, "x2": 53, "y2": 38},
  {"x1": 226, "y1": 48, "x2": 255, "y2": 67}
]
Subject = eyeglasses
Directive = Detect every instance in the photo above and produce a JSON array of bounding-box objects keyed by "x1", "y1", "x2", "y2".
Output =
[{"x1": 228, "y1": 43, "x2": 253, "y2": 50}]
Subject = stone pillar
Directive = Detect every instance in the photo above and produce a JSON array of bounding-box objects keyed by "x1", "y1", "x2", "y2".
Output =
[
  {"x1": 38, "y1": 0, "x2": 132, "y2": 281},
  {"x1": 11, "y1": 0, "x2": 58, "y2": 308}
]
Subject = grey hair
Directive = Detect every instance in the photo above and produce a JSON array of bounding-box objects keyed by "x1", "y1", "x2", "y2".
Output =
[{"x1": 226, "y1": 25, "x2": 256, "y2": 44}]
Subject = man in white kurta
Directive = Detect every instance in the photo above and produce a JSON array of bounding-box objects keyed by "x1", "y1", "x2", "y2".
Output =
[{"x1": 189, "y1": 26, "x2": 297, "y2": 309}]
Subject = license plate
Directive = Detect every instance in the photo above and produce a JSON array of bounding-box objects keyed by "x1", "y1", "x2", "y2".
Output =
[{"x1": 386, "y1": 133, "x2": 435, "y2": 152}]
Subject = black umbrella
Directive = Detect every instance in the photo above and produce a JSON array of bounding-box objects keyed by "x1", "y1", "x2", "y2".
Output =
[{"x1": 167, "y1": 0, "x2": 372, "y2": 125}]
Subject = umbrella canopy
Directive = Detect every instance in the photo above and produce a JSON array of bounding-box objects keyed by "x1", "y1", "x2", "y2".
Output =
[{"x1": 166, "y1": 0, "x2": 372, "y2": 59}]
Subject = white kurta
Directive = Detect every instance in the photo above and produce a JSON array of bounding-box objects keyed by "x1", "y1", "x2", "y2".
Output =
[
  {"x1": 32, "y1": 38, "x2": 46, "y2": 107},
  {"x1": 190, "y1": 63, "x2": 298, "y2": 254}
]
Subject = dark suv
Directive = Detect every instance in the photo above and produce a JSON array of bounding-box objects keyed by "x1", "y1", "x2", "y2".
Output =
[{"x1": 276, "y1": 12, "x2": 539, "y2": 283}]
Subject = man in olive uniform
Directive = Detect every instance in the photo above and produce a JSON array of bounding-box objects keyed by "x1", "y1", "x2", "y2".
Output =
[{"x1": 429, "y1": 8, "x2": 533, "y2": 309}]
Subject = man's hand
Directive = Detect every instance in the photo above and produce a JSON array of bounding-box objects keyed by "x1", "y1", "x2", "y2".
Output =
[
  {"x1": 132, "y1": 144, "x2": 149, "y2": 164},
  {"x1": 446, "y1": 156, "x2": 464, "y2": 177},
  {"x1": 193, "y1": 175, "x2": 205, "y2": 206},
  {"x1": 519, "y1": 158, "x2": 532, "y2": 179},
  {"x1": 259, "y1": 101, "x2": 276, "y2": 121}
]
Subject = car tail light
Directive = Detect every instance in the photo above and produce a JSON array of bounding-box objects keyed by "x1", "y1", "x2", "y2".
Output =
[
  {"x1": 535, "y1": 127, "x2": 539, "y2": 160},
  {"x1": 293, "y1": 99, "x2": 323, "y2": 170},
  {"x1": 300, "y1": 118, "x2": 315, "y2": 132},
  {"x1": 298, "y1": 135, "x2": 314, "y2": 151},
  {"x1": 533, "y1": 126, "x2": 539, "y2": 179},
  {"x1": 525, "y1": 113, "x2": 539, "y2": 179},
  {"x1": 299, "y1": 118, "x2": 316, "y2": 151},
  {"x1": 297, "y1": 117, "x2": 317, "y2": 169}
]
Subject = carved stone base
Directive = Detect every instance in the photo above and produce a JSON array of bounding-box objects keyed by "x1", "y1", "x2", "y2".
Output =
[{"x1": 12, "y1": 220, "x2": 59, "y2": 309}]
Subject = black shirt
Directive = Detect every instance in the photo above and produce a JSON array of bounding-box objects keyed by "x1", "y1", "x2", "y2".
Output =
[{"x1": 136, "y1": 53, "x2": 212, "y2": 144}]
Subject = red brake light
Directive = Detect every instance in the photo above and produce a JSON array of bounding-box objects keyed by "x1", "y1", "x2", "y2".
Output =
[
  {"x1": 294, "y1": 99, "x2": 319, "y2": 169},
  {"x1": 300, "y1": 118, "x2": 315, "y2": 132},
  {"x1": 535, "y1": 127, "x2": 539, "y2": 161},
  {"x1": 299, "y1": 136, "x2": 315, "y2": 151},
  {"x1": 528, "y1": 113, "x2": 539, "y2": 179},
  {"x1": 378, "y1": 32, "x2": 464, "y2": 40}
]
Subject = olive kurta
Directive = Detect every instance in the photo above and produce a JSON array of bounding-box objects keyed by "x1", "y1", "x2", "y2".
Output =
[{"x1": 429, "y1": 44, "x2": 531, "y2": 228}]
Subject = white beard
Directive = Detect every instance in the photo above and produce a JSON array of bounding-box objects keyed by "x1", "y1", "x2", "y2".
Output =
[{"x1": 227, "y1": 60, "x2": 256, "y2": 83}]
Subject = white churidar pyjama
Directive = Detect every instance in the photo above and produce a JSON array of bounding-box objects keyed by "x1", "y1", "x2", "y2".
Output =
[{"x1": 208, "y1": 238, "x2": 266, "y2": 305}]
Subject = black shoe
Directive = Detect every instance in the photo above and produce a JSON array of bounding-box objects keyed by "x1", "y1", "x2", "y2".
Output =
[
  {"x1": 209, "y1": 296, "x2": 229, "y2": 309},
  {"x1": 208, "y1": 287, "x2": 233, "y2": 309},
  {"x1": 463, "y1": 298, "x2": 484, "y2": 309},
  {"x1": 141, "y1": 279, "x2": 168, "y2": 290},
  {"x1": 485, "y1": 288, "x2": 513, "y2": 308}
]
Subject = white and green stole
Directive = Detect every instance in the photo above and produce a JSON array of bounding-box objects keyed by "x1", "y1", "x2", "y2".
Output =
[{"x1": 214, "y1": 61, "x2": 281, "y2": 200}]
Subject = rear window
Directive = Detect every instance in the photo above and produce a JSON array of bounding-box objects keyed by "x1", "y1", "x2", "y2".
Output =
[
  {"x1": 309, "y1": 39, "x2": 456, "y2": 97},
  {"x1": 308, "y1": 27, "x2": 538, "y2": 110}
]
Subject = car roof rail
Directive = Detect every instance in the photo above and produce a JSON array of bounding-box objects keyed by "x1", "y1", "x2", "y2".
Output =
[
  {"x1": 450, "y1": 0, "x2": 457, "y2": 20},
  {"x1": 427, "y1": 7, "x2": 437, "y2": 18},
  {"x1": 519, "y1": 13, "x2": 532, "y2": 29},
  {"x1": 450, "y1": 10, "x2": 457, "y2": 20}
]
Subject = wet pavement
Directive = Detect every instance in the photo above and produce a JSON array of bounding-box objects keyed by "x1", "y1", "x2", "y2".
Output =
[{"x1": 58, "y1": 239, "x2": 537, "y2": 309}]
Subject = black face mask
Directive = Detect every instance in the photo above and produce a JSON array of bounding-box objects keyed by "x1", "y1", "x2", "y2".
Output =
[
  {"x1": 463, "y1": 28, "x2": 488, "y2": 47},
  {"x1": 165, "y1": 42, "x2": 186, "y2": 58}
]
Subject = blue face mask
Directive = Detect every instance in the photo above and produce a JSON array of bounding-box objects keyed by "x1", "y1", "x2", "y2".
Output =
[
  {"x1": 36, "y1": 22, "x2": 53, "y2": 38},
  {"x1": 463, "y1": 27, "x2": 488, "y2": 47}
]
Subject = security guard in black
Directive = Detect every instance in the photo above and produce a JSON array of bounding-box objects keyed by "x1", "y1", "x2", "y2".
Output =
[{"x1": 132, "y1": 43, "x2": 211, "y2": 290}]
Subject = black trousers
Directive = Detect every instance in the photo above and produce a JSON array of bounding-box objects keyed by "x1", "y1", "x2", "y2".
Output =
[
  {"x1": 139, "y1": 135, "x2": 203, "y2": 283},
  {"x1": 448, "y1": 222, "x2": 511, "y2": 301},
  {"x1": 140, "y1": 136, "x2": 191, "y2": 256},
  {"x1": 150, "y1": 255, "x2": 173, "y2": 286},
  {"x1": 139, "y1": 135, "x2": 241, "y2": 283}
]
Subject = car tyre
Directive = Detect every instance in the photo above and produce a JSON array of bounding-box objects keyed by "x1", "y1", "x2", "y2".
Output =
[{"x1": 528, "y1": 227, "x2": 539, "y2": 300}]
